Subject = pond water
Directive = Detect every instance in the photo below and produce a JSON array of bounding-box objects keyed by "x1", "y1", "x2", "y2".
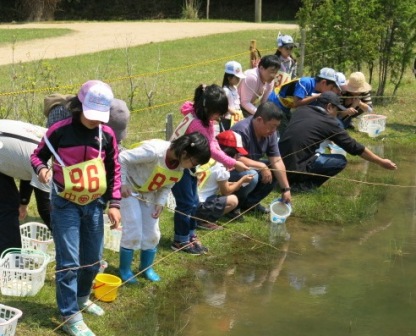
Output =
[{"x1": 180, "y1": 145, "x2": 416, "y2": 336}]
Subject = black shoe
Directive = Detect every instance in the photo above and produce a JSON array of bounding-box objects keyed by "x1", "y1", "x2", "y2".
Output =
[
  {"x1": 242, "y1": 204, "x2": 270, "y2": 215},
  {"x1": 224, "y1": 209, "x2": 245, "y2": 222},
  {"x1": 253, "y1": 204, "x2": 270, "y2": 214}
]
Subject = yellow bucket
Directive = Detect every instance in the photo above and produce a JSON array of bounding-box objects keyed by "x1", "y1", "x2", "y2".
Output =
[{"x1": 93, "y1": 273, "x2": 122, "y2": 302}]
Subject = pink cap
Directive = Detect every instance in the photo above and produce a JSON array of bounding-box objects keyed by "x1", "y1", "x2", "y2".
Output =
[{"x1": 78, "y1": 80, "x2": 114, "y2": 123}]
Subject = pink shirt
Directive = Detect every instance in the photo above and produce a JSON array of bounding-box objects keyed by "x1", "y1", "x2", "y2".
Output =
[
  {"x1": 238, "y1": 67, "x2": 274, "y2": 115},
  {"x1": 179, "y1": 102, "x2": 236, "y2": 169}
]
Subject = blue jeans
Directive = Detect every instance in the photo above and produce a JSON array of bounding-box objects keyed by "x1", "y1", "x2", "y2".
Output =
[
  {"x1": 171, "y1": 169, "x2": 198, "y2": 243},
  {"x1": 229, "y1": 168, "x2": 275, "y2": 208},
  {"x1": 306, "y1": 153, "x2": 347, "y2": 188},
  {"x1": 50, "y1": 189, "x2": 104, "y2": 322}
]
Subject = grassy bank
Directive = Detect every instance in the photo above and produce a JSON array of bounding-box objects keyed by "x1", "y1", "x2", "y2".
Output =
[
  {"x1": 0, "y1": 28, "x2": 72, "y2": 45},
  {"x1": 0, "y1": 26, "x2": 415, "y2": 335}
]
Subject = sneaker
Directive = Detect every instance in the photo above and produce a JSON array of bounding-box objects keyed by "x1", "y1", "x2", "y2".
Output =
[
  {"x1": 190, "y1": 235, "x2": 209, "y2": 254},
  {"x1": 243, "y1": 204, "x2": 270, "y2": 215},
  {"x1": 79, "y1": 300, "x2": 105, "y2": 316},
  {"x1": 171, "y1": 241, "x2": 203, "y2": 255},
  {"x1": 62, "y1": 320, "x2": 96, "y2": 336},
  {"x1": 224, "y1": 209, "x2": 245, "y2": 222},
  {"x1": 196, "y1": 220, "x2": 223, "y2": 231}
]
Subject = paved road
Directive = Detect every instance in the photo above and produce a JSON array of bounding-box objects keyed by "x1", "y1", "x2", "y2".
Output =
[{"x1": 0, "y1": 21, "x2": 298, "y2": 65}]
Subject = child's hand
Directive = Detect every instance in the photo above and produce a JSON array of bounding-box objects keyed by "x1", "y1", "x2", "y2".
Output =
[
  {"x1": 152, "y1": 205, "x2": 164, "y2": 219},
  {"x1": 242, "y1": 174, "x2": 255, "y2": 183},
  {"x1": 121, "y1": 185, "x2": 132, "y2": 198},
  {"x1": 108, "y1": 208, "x2": 121, "y2": 229},
  {"x1": 38, "y1": 167, "x2": 52, "y2": 184}
]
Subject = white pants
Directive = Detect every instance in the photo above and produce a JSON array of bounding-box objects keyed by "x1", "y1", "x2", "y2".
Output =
[{"x1": 120, "y1": 196, "x2": 161, "y2": 250}]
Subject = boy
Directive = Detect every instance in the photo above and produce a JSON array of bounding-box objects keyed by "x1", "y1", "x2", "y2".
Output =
[{"x1": 195, "y1": 131, "x2": 255, "y2": 230}]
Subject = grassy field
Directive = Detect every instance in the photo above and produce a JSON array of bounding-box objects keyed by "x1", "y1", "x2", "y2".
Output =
[
  {"x1": 0, "y1": 28, "x2": 72, "y2": 45},
  {"x1": 0, "y1": 25, "x2": 415, "y2": 335}
]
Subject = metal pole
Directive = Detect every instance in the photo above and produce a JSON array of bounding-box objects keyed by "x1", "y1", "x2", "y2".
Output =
[
  {"x1": 165, "y1": 113, "x2": 173, "y2": 140},
  {"x1": 298, "y1": 28, "x2": 306, "y2": 77}
]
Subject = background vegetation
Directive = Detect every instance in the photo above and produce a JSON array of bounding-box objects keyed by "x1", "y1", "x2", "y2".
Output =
[
  {"x1": 0, "y1": 2, "x2": 415, "y2": 332},
  {"x1": 0, "y1": 0, "x2": 302, "y2": 22}
]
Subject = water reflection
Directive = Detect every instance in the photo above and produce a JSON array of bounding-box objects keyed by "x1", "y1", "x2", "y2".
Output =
[{"x1": 182, "y1": 145, "x2": 416, "y2": 336}]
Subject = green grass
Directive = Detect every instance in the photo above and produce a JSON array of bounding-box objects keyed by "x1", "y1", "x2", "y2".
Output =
[
  {"x1": 0, "y1": 28, "x2": 72, "y2": 45},
  {"x1": 0, "y1": 24, "x2": 415, "y2": 335}
]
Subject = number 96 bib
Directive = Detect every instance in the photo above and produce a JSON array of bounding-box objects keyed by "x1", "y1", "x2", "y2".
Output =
[{"x1": 60, "y1": 157, "x2": 107, "y2": 205}]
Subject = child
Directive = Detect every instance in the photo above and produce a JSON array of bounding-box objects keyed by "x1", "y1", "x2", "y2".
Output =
[
  {"x1": 195, "y1": 130, "x2": 255, "y2": 228},
  {"x1": 274, "y1": 34, "x2": 297, "y2": 90},
  {"x1": 338, "y1": 72, "x2": 373, "y2": 129},
  {"x1": 31, "y1": 80, "x2": 121, "y2": 336},
  {"x1": 220, "y1": 61, "x2": 246, "y2": 131},
  {"x1": 170, "y1": 84, "x2": 249, "y2": 255},
  {"x1": 118, "y1": 132, "x2": 210, "y2": 284}
]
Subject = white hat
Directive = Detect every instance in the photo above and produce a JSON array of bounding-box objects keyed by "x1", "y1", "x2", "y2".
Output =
[
  {"x1": 224, "y1": 61, "x2": 246, "y2": 79},
  {"x1": 335, "y1": 72, "x2": 347, "y2": 90},
  {"x1": 277, "y1": 35, "x2": 295, "y2": 48},
  {"x1": 318, "y1": 67, "x2": 341, "y2": 90},
  {"x1": 78, "y1": 80, "x2": 114, "y2": 123}
]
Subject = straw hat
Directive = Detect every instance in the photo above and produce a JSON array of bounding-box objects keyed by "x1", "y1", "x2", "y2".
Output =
[{"x1": 345, "y1": 72, "x2": 371, "y2": 93}]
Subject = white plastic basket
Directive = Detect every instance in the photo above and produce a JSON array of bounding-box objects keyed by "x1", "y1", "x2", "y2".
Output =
[
  {"x1": 0, "y1": 248, "x2": 49, "y2": 297},
  {"x1": 0, "y1": 304, "x2": 23, "y2": 336},
  {"x1": 20, "y1": 222, "x2": 55, "y2": 260},
  {"x1": 103, "y1": 215, "x2": 122, "y2": 252},
  {"x1": 357, "y1": 114, "x2": 387, "y2": 133}
]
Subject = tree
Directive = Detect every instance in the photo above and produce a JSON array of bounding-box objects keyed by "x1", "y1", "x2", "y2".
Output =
[
  {"x1": 297, "y1": 0, "x2": 416, "y2": 99},
  {"x1": 17, "y1": 0, "x2": 61, "y2": 21}
]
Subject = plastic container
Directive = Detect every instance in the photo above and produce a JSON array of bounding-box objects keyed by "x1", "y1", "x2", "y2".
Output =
[
  {"x1": 367, "y1": 124, "x2": 382, "y2": 138},
  {"x1": 0, "y1": 304, "x2": 23, "y2": 336},
  {"x1": 103, "y1": 214, "x2": 122, "y2": 252},
  {"x1": 0, "y1": 248, "x2": 49, "y2": 297},
  {"x1": 20, "y1": 222, "x2": 55, "y2": 260},
  {"x1": 98, "y1": 260, "x2": 108, "y2": 274},
  {"x1": 357, "y1": 114, "x2": 387, "y2": 133},
  {"x1": 270, "y1": 199, "x2": 292, "y2": 224},
  {"x1": 93, "y1": 273, "x2": 122, "y2": 302}
]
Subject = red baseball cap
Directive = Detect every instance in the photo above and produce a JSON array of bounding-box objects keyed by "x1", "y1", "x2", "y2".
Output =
[{"x1": 216, "y1": 130, "x2": 248, "y2": 155}]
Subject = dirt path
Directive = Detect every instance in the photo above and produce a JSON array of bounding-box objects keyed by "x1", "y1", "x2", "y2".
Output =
[{"x1": 0, "y1": 21, "x2": 298, "y2": 66}]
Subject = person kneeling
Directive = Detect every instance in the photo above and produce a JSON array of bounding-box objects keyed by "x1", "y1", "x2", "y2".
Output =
[{"x1": 195, "y1": 131, "x2": 254, "y2": 230}]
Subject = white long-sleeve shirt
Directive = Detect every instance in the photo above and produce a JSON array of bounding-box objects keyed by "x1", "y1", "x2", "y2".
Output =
[{"x1": 118, "y1": 139, "x2": 183, "y2": 206}]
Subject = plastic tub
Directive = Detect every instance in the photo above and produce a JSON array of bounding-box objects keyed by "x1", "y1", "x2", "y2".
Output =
[{"x1": 269, "y1": 199, "x2": 292, "y2": 224}]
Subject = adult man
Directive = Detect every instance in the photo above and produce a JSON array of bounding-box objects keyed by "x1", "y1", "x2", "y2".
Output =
[
  {"x1": 238, "y1": 54, "x2": 281, "y2": 117},
  {"x1": 268, "y1": 67, "x2": 344, "y2": 135},
  {"x1": 0, "y1": 120, "x2": 51, "y2": 254},
  {"x1": 279, "y1": 91, "x2": 397, "y2": 191},
  {"x1": 230, "y1": 101, "x2": 292, "y2": 214}
]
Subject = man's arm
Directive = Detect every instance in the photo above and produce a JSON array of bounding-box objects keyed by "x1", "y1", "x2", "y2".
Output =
[
  {"x1": 239, "y1": 76, "x2": 259, "y2": 115},
  {"x1": 19, "y1": 180, "x2": 33, "y2": 220},
  {"x1": 269, "y1": 156, "x2": 292, "y2": 203},
  {"x1": 360, "y1": 148, "x2": 397, "y2": 170}
]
